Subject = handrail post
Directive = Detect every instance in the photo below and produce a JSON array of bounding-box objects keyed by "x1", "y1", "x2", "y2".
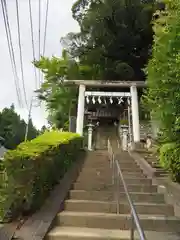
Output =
[
  {"x1": 112, "y1": 153, "x2": 115, "y2": 185},
  {"x1": 108, "y1": 139, "x2": 112, "y2": 169},
  {"x1": 116, "y1": 169, "x2": 120, "y2": 214},
  {"x1": 130, "y1": 211, "x2": 135, "y2": 240}
]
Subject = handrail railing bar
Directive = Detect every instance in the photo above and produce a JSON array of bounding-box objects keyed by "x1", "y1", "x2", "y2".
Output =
[
  {"x1": 107, "y1": 138, "x2": 147, "y2": 240},
  {"x1": 115, "y1": 160, "x2": 120, "y2": 214},
  {"x1": 116, "y1": 138, "x2": 146, "y2": 238},
  {"x1": 112, "y1": 152, "x2": 114, "y2": 185},
  {"x1": 131, "y1": 215, "x2": 135, "y2": 240},
  {"x1": 115, "y1": 160, "x2": 147, "y2": 240}
]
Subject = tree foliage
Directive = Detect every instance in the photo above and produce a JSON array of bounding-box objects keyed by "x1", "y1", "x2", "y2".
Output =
[
  {"x1": 143, "y1": 0, "x2": 180, "y2": 182},
  {"x1": 36, "y1": 0, "x2": 156, "y2": 128},
  {"x1": 65, "y1": 0, "x2": 154, "y2": 80},
  {"x1": 0, "y1": 105, "x2": 39, "y2": 149},
  {"x1": 144, "y1": 0, "x2": 180, "y2": 143},
  {"x1": 160, "y1": 142, "x2": 180, "y2": 182},
  {"x1": 35, "y1": 51, "x2": 93, "y2": 128},
  {"x1": 40, "y1": 125, "x2": 48, "y2": 134}
]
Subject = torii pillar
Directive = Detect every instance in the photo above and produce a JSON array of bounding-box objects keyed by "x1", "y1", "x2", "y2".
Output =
[
  {"x1": 76, "y1": 84, "x2": 85, "y2": 136},
  {"x1": 130, "y1": 85, "x2": 140, "y2": 143}
]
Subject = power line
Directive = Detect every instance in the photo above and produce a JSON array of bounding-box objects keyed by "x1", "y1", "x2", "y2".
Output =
[
  {"x1": 1, "y1": 0, "x2": 22, "y2": 107},
  {"x1": 38, "y1": 0, "x2": 41, "y2": 87},
  {"x1": 39, "y1": 0, "x2": 49, "y2": 85},
  {"x1": 42, "y1": 0, "x2": 49, "y2": 56},
  {"x1": 28, "y1": 0, "x2": 38, "y2": 89},
  {"x1": 26, "y1": 0, "x2": 44, "y2": 137},
  {"x1": 15, "y1": 0, "x2": 28, "y2": 107},
  {"x1": 0, "y1": 0, "x2": 20, "y2": 105}
]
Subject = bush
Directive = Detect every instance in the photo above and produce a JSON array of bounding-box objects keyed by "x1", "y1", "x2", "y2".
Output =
[
  {"x1": 143, "y1": 0, "x2": 180, "y2": 143},
  {"x1": 160, "y1": 142, "x2": 180, "y2": 182},
  {"x1": 0, "y1": 131, "x2": 83, "y2": 222}
]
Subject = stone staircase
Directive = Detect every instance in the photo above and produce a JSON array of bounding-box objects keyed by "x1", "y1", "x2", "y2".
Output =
[
  {"x1": 139, "y1": 121, "x2": 153, "y2": 139},
  {"x1": 46, "y1": 151, "x2": 180, "y2": 240},
  {"x1": 95, "y1": 126, "x2": 118, "y2": 150}
]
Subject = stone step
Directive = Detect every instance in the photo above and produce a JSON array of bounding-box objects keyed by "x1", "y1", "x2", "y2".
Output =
[
  {"x1": 84, "y1": 158, "x2": 136, "y2": 164},
  {"x1": 46, "y1": 150, "x2": 180, "y2": 240},
  {"x1": 83, "y1": 162, "x2": 138, "y2": 169},
  {"x1": 57, "y1": 211, "x2": 180, "y2": 232},
  {"x1": 72, "y1": 183, "x2": 157, "y2": 192},
  {"x1": 69, "y1": 190, "x2": 164, "y2": 203},
  {"x1": 78, "y1": 172, "x2": 145, "y2": 179},
  {"x1": 64, "y1": 200, "x2": 173, "y2": 215},
  {"x1": 83, "y1": 157, "x2": 133, "y2": 162},
  {"x1": 82, "y1": 160, "x2": 109, "y2": 164},
  {"x1": 76, "y1": 175, "x2": 146, "y2": 182},
  {"x1": 46, "y1": 227, "x2": 180, "y2": 240},
  {"x1": 79, "y1": 169, "x2": 145, "y2": 176},
  {"x1": 87, "y1": 152, "x2": 108, "y2": 157},
  {"x1": 115, "y1": 154, "x2": 135, "y2": 159},
  {"x1": 80, "y1": 168, "x2": 143, "y2": 174},
  {"x1": 76, "y1": 177, "x2": 151, "y2": 185}
]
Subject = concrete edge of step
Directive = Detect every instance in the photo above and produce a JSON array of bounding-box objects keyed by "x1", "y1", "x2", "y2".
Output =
[
  {"x1": 57, "y1": 211, "x2": 180, "y2": 220},
  {"x1": 46, "y1": 226, "x2": 180, "y2": 240},
  {"x1": 69, "y1": 189, "x2": 160, "y2": 195},
  {"x1": 64, "y1": 199, "x2": 172, "y2": 206}
]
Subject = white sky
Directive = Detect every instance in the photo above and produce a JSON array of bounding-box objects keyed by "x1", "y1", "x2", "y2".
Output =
[{"x1": 0, "y1": 0, "x2": 79, "y2": 129}]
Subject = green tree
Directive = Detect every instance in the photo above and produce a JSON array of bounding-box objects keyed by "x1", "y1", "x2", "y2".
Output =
[
  {"x1": 65, "y1": 0, "x2": 155, "y2": 81},
  {"x1": 35, "y1": 50, "x2": 93, "y2": 128},
  {"x1": 144, "y1": 0, "x2": 180, "y2": 143},
  {"x1": 0, "y1": 105, "x2": 39, "y2": 149},
  {"x1": 40, "y1": 125, "x2": 48, "y2": 134},
  {"x1": 26, "y1": 119, "x2": 39, "y2": 140},
  {"x1": 35, "y1": 0, "x2": 156, "y2": 128}
]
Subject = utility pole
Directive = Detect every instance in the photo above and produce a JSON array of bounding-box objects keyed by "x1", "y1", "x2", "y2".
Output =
[{"x1": 24, "y1": 98, "x2": 33, "y2": 141}]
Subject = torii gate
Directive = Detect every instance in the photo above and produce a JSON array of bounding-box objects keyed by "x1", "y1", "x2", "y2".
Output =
[{"x1": 64, "y1": 80, "x2": 146, "y2": 144}]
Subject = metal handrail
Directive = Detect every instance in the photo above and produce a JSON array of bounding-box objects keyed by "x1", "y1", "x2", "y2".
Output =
[{"x1": 107, "y1": 139, "x2": 147, "y2": 240}]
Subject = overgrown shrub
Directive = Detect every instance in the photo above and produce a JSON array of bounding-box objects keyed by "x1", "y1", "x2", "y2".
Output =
[
  {"x1": 160, "y1": 143, "x2": 180, "y2": 182},
  {"x1": 143, "y1": 0, "x2": 180, "y2": 143},
  {"x1": 143, "y1": 0, "x2": 180, "y2": 183},
  {"x1": 0, "y1": 131, "x2": 83, "y2": 222}
]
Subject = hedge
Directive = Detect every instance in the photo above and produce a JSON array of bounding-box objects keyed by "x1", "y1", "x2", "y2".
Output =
[
  {"x1": 0, "y1": 131, "x2": 83, "y2": 222},
  {"x1": 159, "y1": 142, "x2": 180, "y2": 183}
]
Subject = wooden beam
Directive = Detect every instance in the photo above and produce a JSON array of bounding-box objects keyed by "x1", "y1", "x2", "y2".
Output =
[{"x1": 63, "y1": 80, "x2": 146, "y2": 88}]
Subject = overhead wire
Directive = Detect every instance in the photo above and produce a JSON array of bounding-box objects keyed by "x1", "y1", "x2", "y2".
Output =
[
  {"x1": 2, "y1": 0, "x2": 48, "y2": 135},
  {"x1": 1, "y1": 0, "x2": 22, "y2": 107},
  {"x1": 26, "y1": 0, "x2": 45, "y2": 138},
  {"x1": 40, "y1": 0, "x2": 49, "y2": 85},
  {"x1": 28, "y1": 0, "x2": 38, "y2": 89},
  {"x1": 15, "y1": 0, "x2": 28, "y2": 107},
  {"x1": 42, "y1": 0, "x2": 49, "y2": 56},
  {"x1": 38, "y1": 0, "x2": 41, "y2": 87}
]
